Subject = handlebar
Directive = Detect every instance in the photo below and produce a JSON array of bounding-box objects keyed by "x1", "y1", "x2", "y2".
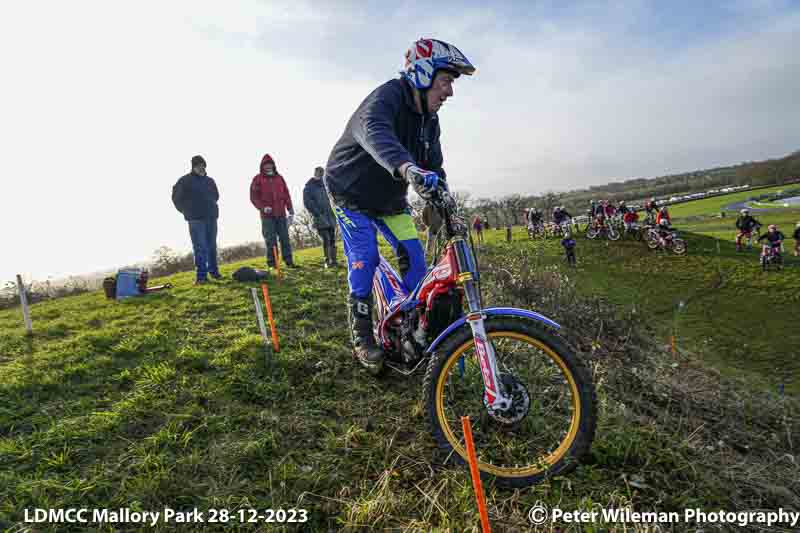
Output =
[{"x1": 428, "y1": 186, "x2": 465, "y2": 240}]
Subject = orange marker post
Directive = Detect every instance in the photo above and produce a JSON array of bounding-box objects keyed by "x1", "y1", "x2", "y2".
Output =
[
  {"x1": 461, "y1": 416, "x2": 491, "y2": 533},
  {"x1": 273, "y1": 245, "x2": 282, "y2": 280},
  {"x1": 261, "y1": 283, "x2": 280, "y2": 353}
]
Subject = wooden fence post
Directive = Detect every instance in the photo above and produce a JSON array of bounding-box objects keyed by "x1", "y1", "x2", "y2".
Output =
[{"x1": 16, "y1": 274, "x2": 33, "y2": 335}]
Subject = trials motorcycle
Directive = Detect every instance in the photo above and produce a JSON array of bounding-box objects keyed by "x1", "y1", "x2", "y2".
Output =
[{"x1": 359, "y1": 187, "x2": 597, "y2": 488}]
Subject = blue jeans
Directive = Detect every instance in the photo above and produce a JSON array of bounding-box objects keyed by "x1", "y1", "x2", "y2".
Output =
[
  {"x1": 334, "y1": 206, "x2": 425, "y2": 298},
  {"x1": 188, "y1": 218, "x2": 219, "y2": 280}
]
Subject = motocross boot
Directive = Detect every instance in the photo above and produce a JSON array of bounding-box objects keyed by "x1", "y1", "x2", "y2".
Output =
[{"x1": 349, "y1": 295, "x2": 384, "y2": 374}]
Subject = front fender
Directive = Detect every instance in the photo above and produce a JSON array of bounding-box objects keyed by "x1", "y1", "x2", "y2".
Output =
[{"x1": 425, "y1": 307, "x2": 561, "y2": 354}]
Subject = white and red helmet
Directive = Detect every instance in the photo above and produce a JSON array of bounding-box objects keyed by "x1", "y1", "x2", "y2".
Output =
[{"x1": 402, "y1": 38, "x2": 475, "y2": 90}]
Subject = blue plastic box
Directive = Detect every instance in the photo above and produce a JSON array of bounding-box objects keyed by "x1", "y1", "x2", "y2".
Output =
[{"x1": 115, "y1": 269, "x2": 142, "y2": 300}]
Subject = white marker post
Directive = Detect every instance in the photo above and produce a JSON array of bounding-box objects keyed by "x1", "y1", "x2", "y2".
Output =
[
  {"x1": 16, "y1": 274, "x2": 33, "y2": 335},
  {"x1": 250, "y1": 287, "x2": 271, "y2": 367}
]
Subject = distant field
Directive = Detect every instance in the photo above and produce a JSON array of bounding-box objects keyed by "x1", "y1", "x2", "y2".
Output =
[
  {"x1": 503, "y1": 224, "x2": 800, "y2": 393},
  {"x1": 668, "y1": 184, "x2": 800, "y2": 218},
  {"x1": 679, "y1": 209, "x2": 800, "y2": 243},
  {"x1": 565, "y1": 188, "x2": 800, "y2": 391}
]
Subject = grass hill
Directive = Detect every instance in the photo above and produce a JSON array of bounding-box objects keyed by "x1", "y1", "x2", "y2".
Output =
[
  {"x1": 468, "y1": 150, "x2": 800, "y2": 229},
  {"x1": 564, "y1": 150, "x2": 800, "y2": 204},
  {"x1": 2, "y1": 191, "x2": 799, "y2": 530}
]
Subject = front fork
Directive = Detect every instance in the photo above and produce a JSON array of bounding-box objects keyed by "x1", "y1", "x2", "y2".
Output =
[{"x1": 453, "y1": 240, "x2": 512, "y2": 413}]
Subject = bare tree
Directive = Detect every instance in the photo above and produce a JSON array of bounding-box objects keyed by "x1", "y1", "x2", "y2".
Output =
[
  {"x1": 497, "y1": 194, "x2": 526, "y2": 226},
  {"x1": 289, "y1": 209, "x2": 321, "y2": 249},
  {"x1": 451, "y1": 190, "x2": 472, "y2": 212},
  {"x1": 540, "y1": 192, "x2": 560, "y2": 220}
]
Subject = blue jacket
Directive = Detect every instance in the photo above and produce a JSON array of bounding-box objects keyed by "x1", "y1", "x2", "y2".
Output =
[
  {"x1": 303, "y1": 177, "x2": 336, "y2": 229},
  {"x1": 324, "y1": 78, "x2": 445, "y2": 217},
  {"x1": 172, "y1": 172, "x2": 220, "y2": 221}
]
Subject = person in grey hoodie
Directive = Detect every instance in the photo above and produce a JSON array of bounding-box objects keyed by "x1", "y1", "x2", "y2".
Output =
[{"x1": 303, "y1": 167, "x2": 339, "y2": 268}]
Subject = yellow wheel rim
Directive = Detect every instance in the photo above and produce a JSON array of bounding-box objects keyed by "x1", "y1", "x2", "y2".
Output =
[{"x1": 434, "y1": 331, "x2": 582, "y2": 478}]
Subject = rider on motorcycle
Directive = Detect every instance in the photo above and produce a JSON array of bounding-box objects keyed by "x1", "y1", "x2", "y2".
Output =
[
  {"x1": 794, "y1": 222, "x2": 800, "y2": 257},
  {"x1": 589, "y1": 200, "x2": 606, "y2": 228},
  {"x1": 757, "y1": 224, "x2": 786, "y2": 258},
  {"x1": 604, "y1": 200, "x2": 617, "y2": 219},
  {"x1": 553, "y1": 206, "x2": 572, "y2": 224},
  {"x1": 644, "y1": 197, "x2": 658, "y2": 223},
  {"x1": 655, "y1": 218, "x2": 674, "y2": 243},
  {"x1": 527, "y1": 207, "x2": 543, "y2": 227},
  {"x1": 735, "y1": 208, "x2": 761, "y2": 251},
  {"x1": 655, "y1": 206, "x2": 671, "y2": 227},
  {"x1": 324, "y1": 38, "x2": 475, "y2": 371},
  {"x1": 623, "y1": 206, "x2": 639, "y2": 232}
]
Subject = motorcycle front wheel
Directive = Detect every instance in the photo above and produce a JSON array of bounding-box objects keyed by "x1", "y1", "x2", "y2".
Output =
[{"x1": 423, "y1": 317, "x2": 597, "y2": 488}]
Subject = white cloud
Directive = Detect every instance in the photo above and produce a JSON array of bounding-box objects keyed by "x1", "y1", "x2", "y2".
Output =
[{"x1": 1, "y1": 1, "x2": 798, "y2": 281}]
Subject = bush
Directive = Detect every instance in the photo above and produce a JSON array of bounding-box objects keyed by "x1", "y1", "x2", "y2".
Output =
[{"x1": 0, "y1": 277, "x2": 93, "y2": 310}]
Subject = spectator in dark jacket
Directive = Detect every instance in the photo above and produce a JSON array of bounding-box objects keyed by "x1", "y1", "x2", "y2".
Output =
[
  {"x1": 172, "y1": 155, "x2": 223, "y2": 284},
  {"x1": 250, "y1": 154, "x2": 297, "y2": 268},
  {"x1": 303, "y1": 166, "x2": 338, "y2": 268}
]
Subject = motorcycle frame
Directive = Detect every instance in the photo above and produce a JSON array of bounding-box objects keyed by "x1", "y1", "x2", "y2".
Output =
[{"x1": 371, "y1": 231, "x2": 513, "y2": 411}]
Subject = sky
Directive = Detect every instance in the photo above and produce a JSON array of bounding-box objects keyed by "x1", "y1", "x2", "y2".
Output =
[{"x1": 1, "y1": 0, "x2": 799, "y2": 283}]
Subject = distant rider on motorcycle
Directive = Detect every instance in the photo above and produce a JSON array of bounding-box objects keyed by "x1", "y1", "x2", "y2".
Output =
[
  {"x1": 655, "y1": 206, "x2": 671, "y2": 227},
  {"x1": 527, "y1": 207, "x2": 543, "y2": 227},
  {"x1": 604, "y1": 199, "x2": 617, "y2": 219},
  {"x1": 644, "y1": 197, "x2": 658, "y2": 224},
  {"x1": 757, "y1": 224, "x2": 785, "y2": 259},
  {"x1": 589, "y1": 200, "x2": 605, "y2": 229},
  {"x1": 735, "y1": 208, "x2": 761, "y2": 251},
  {"x1": 623, "y1": 206, "x2": 639, "y2": 233},
  {"x1": 553, "y1": 206, "x2": 573, "y2": 231},
  {"x1": 324, "y1": 38, "x2": 475, "y2": 372},
  {"x1": 794, "y1": 222, "x2": 800, "y2": 257}
]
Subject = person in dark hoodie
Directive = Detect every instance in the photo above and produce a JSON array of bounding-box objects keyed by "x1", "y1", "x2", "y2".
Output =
[
  {"x1": 171, "y1": 155, "x2": 223, "y2": 284},
  {"x1": 303, "y1": 166, "x2": 338, "y2": 268},
  {"x1": 324, "y1": 38, "x2": 475, "y2": 373},
  {"x1": 250, "y1": 154, "x2": 297, "y2": 268}
]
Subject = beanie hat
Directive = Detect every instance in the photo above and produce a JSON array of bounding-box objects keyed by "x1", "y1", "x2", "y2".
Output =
[{"x1": 191, "y1": 155, "x2": 206, "y2": 167}]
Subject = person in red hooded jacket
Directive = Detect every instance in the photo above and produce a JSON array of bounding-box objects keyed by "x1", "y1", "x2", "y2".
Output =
[{"x1": 250, "y1": 154, "x2": 298, "y2": 268}]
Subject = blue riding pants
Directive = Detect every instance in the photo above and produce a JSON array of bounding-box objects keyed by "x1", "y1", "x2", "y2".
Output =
[{"x1": 334, "y1": 206, "x2": 426, "y2": 298}]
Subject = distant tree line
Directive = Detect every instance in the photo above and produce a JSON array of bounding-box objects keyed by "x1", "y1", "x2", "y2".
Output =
[{"x1": 4, "y1": 149, "x2": 798, "y2": 307}]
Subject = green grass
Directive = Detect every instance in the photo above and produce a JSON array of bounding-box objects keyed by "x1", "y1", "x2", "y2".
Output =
[
  {"x1": 2, "y1": 220, "x2": 798, "y2": 531},
  {"x1": 668, "y1": 184, "x2": 800, "y2": 218},
  {"x1": 488, "y1": 222, "x2": 799, "y2": 393}
]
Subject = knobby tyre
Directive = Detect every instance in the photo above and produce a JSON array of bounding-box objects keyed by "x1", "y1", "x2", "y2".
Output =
[{"x1": 422, "y1": 317, "x2": 597, "y2": 488}]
